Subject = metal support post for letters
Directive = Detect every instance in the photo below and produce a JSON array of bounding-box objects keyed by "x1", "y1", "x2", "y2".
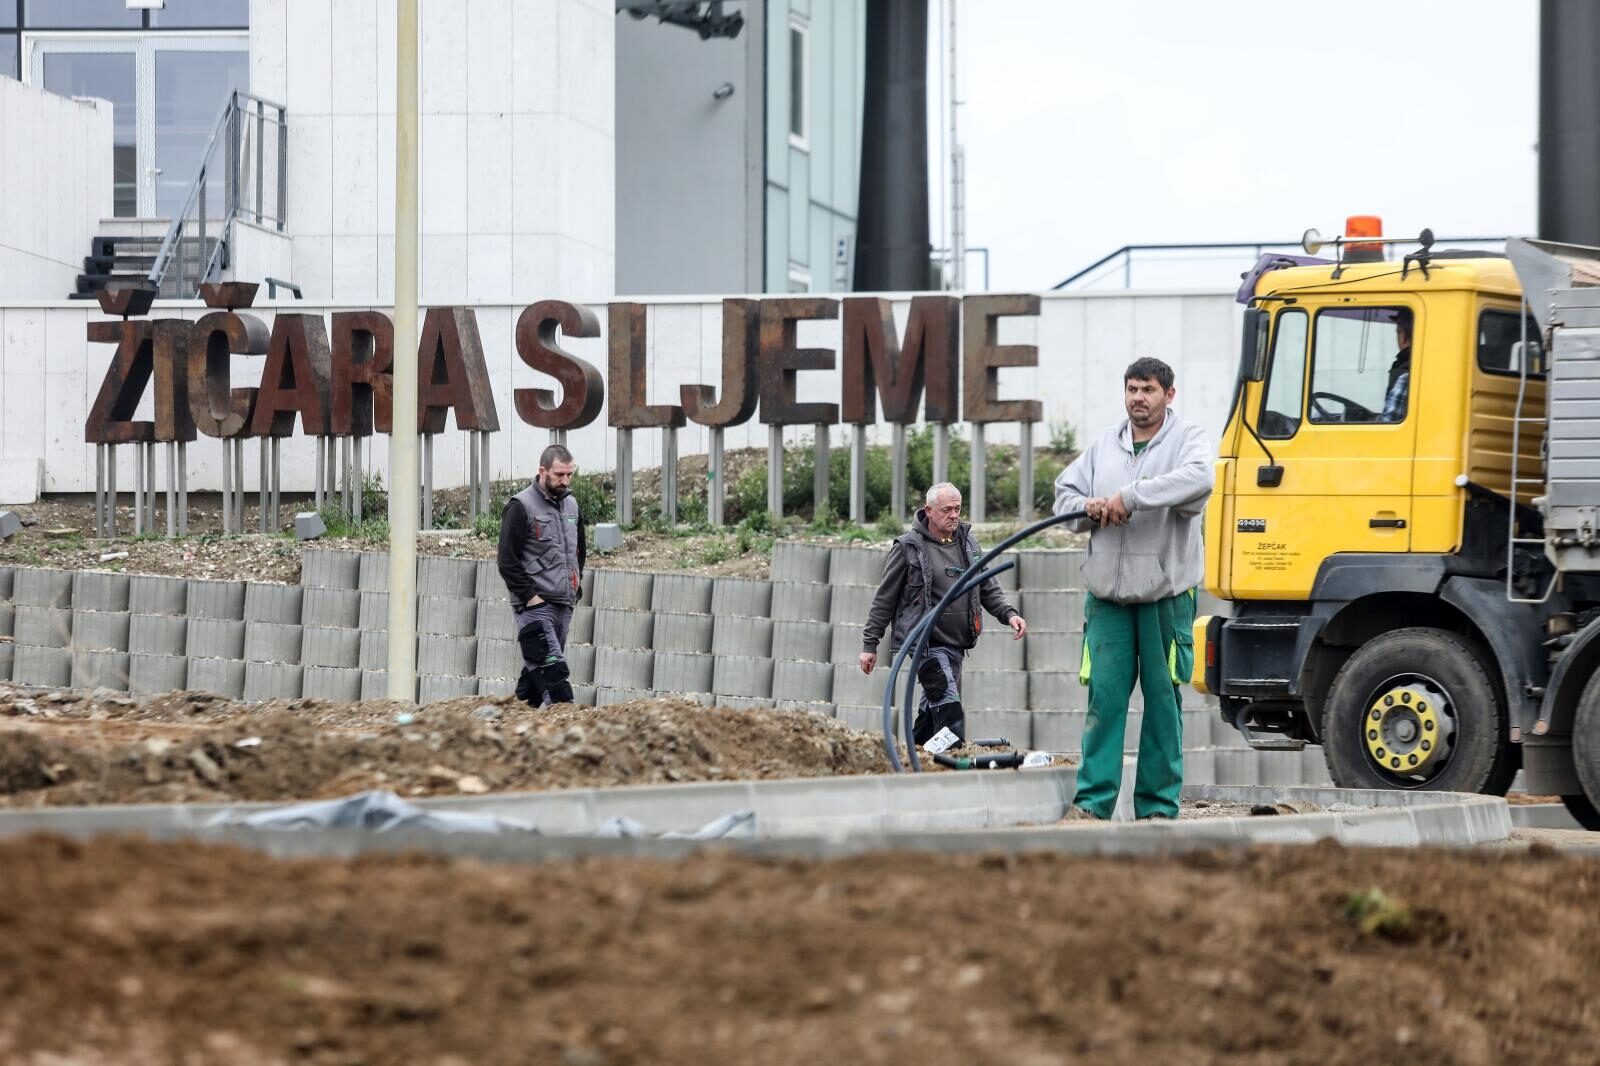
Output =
[
  {"x1": 352, "y1": 435, "x2": 364, "y2": 522},
  {"x1": 469, "y1": 430, "x2": 481, "y2": 520},
  {"x1": 165, "y1": 442, "x2": 176, "y2": 537},
  {"x1": 970, "y1": 424, "x2": 987, "y2": 525},
  {"x1": 107, "y1": 444, "x2": 117, "y2": 538},
  {"x1": 145, "y1": 437, "x2": 156, "y2": 532},
  {"x1": 616, "y1": 428, "x2": 634, "y2": 527},
  {"x1": 850, "y1": 425, "x2": 868, "y2": 524},
  {"x1": 766, "y1": 425, "x2": 784, "y2": 519},
  {"x1": 258, "y1": 438, "x2": 270, "y2": 533},
  {"x1": 177, "y1": 441, "x2": 188, "y2": 536},
  {"x1": 338, "y1": 436, "x2": 350, "y2": 517},
  {"x1": 550, "y1": 428, "x2": 567, "y2": 447},
  {"x1": 133, "y1": 442, "x2": 145, "y2": 535},
  {"x1": 814, "y1": 425, "x2": 830, "y2": 521},
  {"x1": 421, "y1": 433, "x2": 433, "y2": 530},
  {"x1": 270, "y1": 436, "x2": 281, "y2": 532},
  {"x1": 94, "y1": 444, "x2": 106, "y2": 538},
  {"x1": 707, "y1": 427, "x2": 725, "y2": 527},
  {"x1": 220, "y1": 439, "x2": 233, "y2": 534},
  {"x1": 233, "y1": 437, "x2": 245, "y2": 531},
  {"x1": 1018, "y1": 421, "x2": 1035, "y2": 522},
  {"x1": 661, "y1": 426, "x2": 679, "y2": 525},
  {"x1": 891, "y1": 424, "x2": 907, "y2": 523},
  {"x1": 932, "y1": 423, "x2": 950, "y2": 487},
  {"x1": 479, "y1": 430, "x2": 492, "y2": 515}
]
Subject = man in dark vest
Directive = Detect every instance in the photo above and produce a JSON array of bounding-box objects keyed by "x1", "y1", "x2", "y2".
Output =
[
  {"x1": 859, "y1": 482, "x2": 1027, "y2": 746},
  {"x1": 497, "y1": 444, "x2": 587, "y2": 706}
]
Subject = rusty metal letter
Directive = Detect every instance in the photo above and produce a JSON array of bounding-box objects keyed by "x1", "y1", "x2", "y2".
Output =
[
  {"x1": 189, "y1": 311, "x2": 269, "y2": 438},
  {"x1": 514, "y1": 300, "x2": 605, "y2": 430},
  {"x1": 330, "y1": 310, "x2": 394, "y2": 436},
  {"x1": 417, "y1": 307, "x2": 501, "y2": 434},
  {"x1": 607, "y1": 302, "x2": 686, "y2": 429},
  {"x1": 962, "y1": 294, "x2": 1043, "y2": 424},
  {"x1": 252, "y1": 313, "x2": 334, "y2": 437},
  {"x1": 682, "y1": 298, "x2": 760, "y2": 428},
  {"x1": 841, "y1": 295, "x2": 959, "y2": 424},
  {"x1": 758, "y1": 297, "x2": 841, "y2": 426},
  {"x1": 85, "y1": 320, "x2": 156, "y2": 444},
  {"x1": 151, "y1": 319, "x2": 196, "y2": 443}
]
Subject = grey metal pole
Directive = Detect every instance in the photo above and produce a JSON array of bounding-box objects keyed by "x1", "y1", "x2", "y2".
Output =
[
  {"x1": 145, "y1": 442, "x2": 156, "y2": 531},
  {"x1": 480, "y1": 429, "x2": 491, "y2": 516},
  {"x1": 469, "y1": 430, "x2": 481, "y2": 520},
  {"x1": 850, "y1": 425, "x2": 867, "y2": 524},
  {"x1": 221, "y1": 440, "x2": 233, "y2": 534},
  {"x1": 661, "y1": 426, "x2": 678, "y2": 524},
  {"x1": 708, "y1": 426, "x2": 725, "y2": 527},
  {"x1": 271, "y1": 436, "x2": 281, "y2": 531},
  {"x1": 255, "y1": 99, "x2": 265, "y2": 224},
  {"x1": 970, "y1": 423, "x2": 986, "y2": 524},
  {"x1": 234, "y1": 438, "x2": 245, "y2": 530},
  {"x1": 177, "y1": 441, "x2": 188, "y2": 536},
  {"x1": 1017, "y1": 420, "x2": 1034, "y2": 522},
  {"x1": 353, "y1": 433, "x2": 364, "y2": 522},
  {"x1": 933, "y1": 423, "x2": 950, "y2": 485},
  {"x1": 94, "y1": 444, "x2": 105, "y2": 538},
  {"x1": 813, "y1": 425, "x2": 830, "y2": 521},
  {"x1": 134, "y1": 441, "x2": 145, "y2": 535},
  {"x1": 890, "y1": 423, "x2": 907, "y2": 522},
  {"x1": 258, "y1": 437, "x2": 269, "y2": 533},
  {"x1": 421, "y1": 433, "x2": 433, "y2": 529},
  {"x1": 767, "y1": 424, "x2": 784, "y2": 518},
  {"x1": 108, "y1": 444, "x2": 117, "y2": 537},
  {"x1": 165, "y1": 442, "x2": 176, "y2": 538},
  {"x1": 616, "y1": 428, "x2": 634, "y2": 526}
]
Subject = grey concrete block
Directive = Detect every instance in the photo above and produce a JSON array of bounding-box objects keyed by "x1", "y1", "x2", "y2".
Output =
[
  {"x1": 652, "y1": 651, "x2": 714, "y2": 694},
  {"x1": 301, "y1": 626, "x2": 361, "y2": 669},
  {"x1": 243, "y1": 584, "x2": 303, "y2": 624},
  {"x1": 570, "y1": 606, "x2": 595, "y2": 644},
  {"x1": 72, "y1": 650, "x2": 130, "y2": 690},
  {"x1": 831, "y1": 623, "x2": 867, "y2": 662},
  {"x1": 772, "y1": 541, "x2": 832, "y2": 584},
  {"x1": 580, "y1": 568, "x2": 595, "y2": 604},
  {"x1": 596, "y1": 686, "x2": 652, "y2": 707},
  {"x1": 187, "y1": 579, "x2": 246, "y2": 621},
  {"x1": 0, "y1": 512, "x2": 21, "y2": 539},
  {"x1": 71, "y1": 571, "x2": 129, "y2": 612},
  {"x1": 1301, "y1": 746, "x2": 1333, "y2": 786},
  {"x1": 713, "y1": 654, "x2": 774, "y2": 698},
  {"x1": 14, "y1": 606, "x2": 72, "y2": 648},
  {"x1": 981, "y1": 557, "x2": 1021, "y2": 592},
  {"x1": 128, "y1": 653, "x2": 187, "y2": 694},
  {"x1": 474, "y1": 560, "x2": 503, "y2": 601},
  {"x1": 1023, "y1": 629, "x2": 1081, "y2": 672},
  {"x1": 831, "y1": 662, "x2": 887, "y2": 707},
  {"x1": 1182, "y1": 748, "x2": 1217, "y2": 784},
  {"x1": 772, "y1": 659, "x2": 832, "y2": 703},
  {"x1": 1019, "y1": 590, "x2": 1085, "y2": 631},
  {"x1": 1121, "y1": 710, "x2": 1146, "y2": 750},
  {"x1": 828, "y1": 545, "x2": 888, "y2": 586},
  {"x1": 418, "y1": 634, "x2": 478, "y2": 677},
  {"x1": 652, "y1": 611, "x2": 714, "y2": 654},
  {"x1": 360, "y1": 670, "x2": 394, "y2": 701},
  {"x1": 244, "y1": 662, "x2": 303, "y2": 701},
  {"x1": 570, "y1": 682, "x2": 598, "y2": 706},
  {"x1": 0, "y1": 643, "x2": 11, "y2": 681},
  {"x1": 1258, "y1": 751, "x2": 1304, "y2": 788},
  {"x1": 1031, "y1": 710, "x2": 1087, "y2": 752},
  {"x1": 710, "y1": 576, "x2": 771, "y2": 617},
  {"x1": 416, "y1": 595, "x2": 476, "y2": 637},
  {"x1": 70, "y1": 610, "x2": 129, "y2": 652},
  {"x1": 967, "y1": 708, "x2": 1032, "y2": 747},
  {"x1": 476, "y1": 637, "x2": 520, "y2": 680},
  {"x1": 1183, "y1": 708, "x2": 1215, "y2": 748},
  {"x1": 301, "y1": 547, "x2": 361, "y2": 589},
  {"x1": 360, "y1": 630, "x2": 389, "y2": 671},
  {"x1": 129, "y1": 614, "x2": 186, "y2": 656},
  {"x1": 593, "y1": 570, "x2": 654, "y2": 611},
  {"x1": 772, "y1": 620, "x2": 831, "y2": 663},
  {"x1": 1027, "y1": 670, "x2": 1081, "y2": 712},
  {"x1": 478, "y1": 675, "x2": 515, "y2": 698},
  {"x1": 964, "y1": 669, "x2": 1029, "y2": 710},
  {"x1": 0, "y1": 603, "x2": 15, "y2": 637},
  {"x1": 244, "y1": 622, "x2": 303, "y2": 665},
  {"x1": 418, "y1": 674, "x2": 477, "y2": 703},
  {"x1": 358, "y1": 550, "x2": 390, "y2": 591},
  {"x1": 592, "y1": 608, "x2": 655, "y2": 649},
  {"x1": 13, "y1": 645, "x2": 69, "y2": 687},
  {"x1": 128, "y1": 575, "x2": 187, "y2": 616},
  {"x1": 968, "y1": 631, "x2": 1025, "y2": 671},
  {"x1": 294, "y1": 512, "x2": 327, "y2": 540},
  {"x1": 187, "y1": 658, "x2": 246, "y2": 699},
  {"x1": 187, "y1": 618, "x2": 246, "y2": 660},
  {"x1": 594, "y1": 646, "x2": 655, "y2": 689},
  {"x1": 418, "y1": 555, "x2": 478, "y2": 598},
  {"x1": 303, "y1": 665, "x2": 362, "y2": 700},
  {"x1": 649, "y1": 573, "x2": 714, "y2": 614},
  {"x1": 826, "y1": 582, "x2": 876, "y2": 624},
  {"x1": 718, "y1": 695, "x2": 775, "y2": 711},
  {"x1": 712, "y1": 615, "x2": 773, "y2": 658},
  {"x1": 771, "y1": 581, "x2": 832, "y2": 622},
  {"x1": 1017, "y1": 549, "x2": 1083, "y2": 590},
  {"x1": 14, "y1": 568, "x2": 72, "y2": 609},
  {"x1": 593, "y1": 523, "x2": 624, "y2": 551},
  {"x1": 1214, "y1": 748, "x2": 1259, "y2": 786},
  {"x1": 568, "y1": 643, "x2": 596, "y2": 684},
  {"x1": 301, "y1": 587, "x2": 360, "y2": 628},
  {"x1": 835, "y1": 703, "x2": 882, "y2": 733},
  {"x1": 474, "y1": 599, "x2": 516, "y2": 641},
  {"x1": 358, "y1": 590, "x2": 390, "y2": 630},
  {"x1": 0, "y1": 566, "x2": 13, "y2": 601}
]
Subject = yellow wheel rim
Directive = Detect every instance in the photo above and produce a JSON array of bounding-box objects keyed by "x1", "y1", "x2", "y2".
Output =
[{"x1": 1364, "y1": 682, "x2": 1448, "y2": 776}]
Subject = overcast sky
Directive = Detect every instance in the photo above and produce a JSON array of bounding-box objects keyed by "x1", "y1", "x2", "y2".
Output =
[{"x1": 928, "y1": 0, "x2": 1539, "y2": 291}]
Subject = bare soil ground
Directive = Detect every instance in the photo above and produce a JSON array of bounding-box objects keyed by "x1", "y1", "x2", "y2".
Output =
[{"x1": 0, "y1": 835, "x2": 1594, "y2": 1065}]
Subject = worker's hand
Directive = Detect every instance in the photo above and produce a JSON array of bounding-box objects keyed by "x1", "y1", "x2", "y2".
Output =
[
  {"x1": 1009, "y1": 616, "x2": 1027, "y2": 639},
  {"x1": 1103, "y1": 492, "x2": 1131, "y2": 527},
  {"x1": 1084, "y1": 496, "x2": 1107, "y2": 523},
  {"x1": 526, "y1": 594, "x2": 545, "y2": 607},
  {"x1": 859, "y1": 651, "x2": 877, "y2": 674}
]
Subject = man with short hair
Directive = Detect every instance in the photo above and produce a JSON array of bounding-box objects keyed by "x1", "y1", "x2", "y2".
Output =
[
  {"x1": 860, "y1": 482, "x2": 1027, "y2": 746},
  {"x1": 497, "y1": 443, "x2": 587, "y2": 706},
  {"x1": 1054, "y1": 357, "x2": 1213, "y2": 820}
]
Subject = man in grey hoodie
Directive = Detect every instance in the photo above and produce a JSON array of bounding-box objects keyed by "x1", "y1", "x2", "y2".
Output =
[
  {"x1": 860, "y1": 483, "x2": 1027, "y2": 747},
  {"x1": 1053, "y1": 357, "x2": 1214, "y2": 819}
]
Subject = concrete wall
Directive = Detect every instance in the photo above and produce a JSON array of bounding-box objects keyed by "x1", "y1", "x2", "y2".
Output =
[
  {"x1": 0, "y1": 288, "x2": 1235, "y2": 495},
  {"x1": 0, "y1": 78, "x2": 112, "y2": 301},
  {"x1": 227, "y1": 220, "x2": 293, "y2": 289},
  {"x1": 247, "y1": 0, "x2": 615, "y2": 305}
]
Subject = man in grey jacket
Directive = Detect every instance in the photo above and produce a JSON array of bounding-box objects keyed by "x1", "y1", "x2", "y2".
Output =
[
  {"x1": 497, "y1": 444, "x2": 587, "y2": 707},
  {"x1": 1053, "y1": 357, "x2": 1213, "y2": 819},
  {"x1": 860, "y1": 483, "x2": 1027, "y2": 747}
]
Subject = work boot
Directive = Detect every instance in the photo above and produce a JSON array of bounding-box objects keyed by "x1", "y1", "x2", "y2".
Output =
[{"x1": 1060, "y1": 805, "x2": 1102, "y2": 823}]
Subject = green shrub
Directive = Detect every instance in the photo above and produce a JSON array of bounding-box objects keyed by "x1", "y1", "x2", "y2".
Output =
[{"x1": 569, "y1": 473, "x2": 615, "y2": 525}]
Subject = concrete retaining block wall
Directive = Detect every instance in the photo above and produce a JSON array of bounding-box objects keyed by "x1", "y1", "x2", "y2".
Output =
[
  {"x1": 968, "y1": 632, "x2": 1025, "y2": 671},
  {"x1": 186, "y1": 579, "x2": 245, "y2": 621},
  {"x1": 594, "y1": 647, "x2": 655, "y2": 689},
  {"x1": 0, "y1": 644, "x2": 12, "y2": 681},
  {"x1": 71, "y1": 650, "x2": 129, "y2": 689},
  {"x1": 772, "y1": 620, "x2": 831, "y2": 663},
  {"x1": 831, "y1": 623, "x2": 866, "y2": 662},
  {"x1": 963, "y1": 669, "x2": 1028, "y2": 710},
  {"x1": 360, "y1": 670, "x2": 391, "y2": 700},
  {"x1": 649, "y1": 574, "x2": 714, "y2": 615},
  {"x1": 418, "y1": 634, "x2": 478, "y2": 677},
  {"x1": 772, "y1": 659, "x2": 832, "y2": 703},
  {"x1": 301, "y1": 548, "x2": 361, "y2": 590},
  {"x1": 302, "y1": 588, "x2": 360, "y2": 629},
  {"x1": 13, "y1": 645, "x2": 70, "y2": 687},
  {"x1": 0, "y1": 566, "x2": 13, "y2": 601},
  {"x1": 1019, "y1": 590, "x2": 1084, "y2": 631},
  {"x1": 358, "y1": 551, "x2": 390, "y2": 591},
  {"x1": 244, "y1": 662, "x2": 302, "y2": 701},
  {"x1": 710, "y1": 577, "x2": 771, "y2": 617},
  {"x1": 303, "y1": 665, "x2": 362, "y2": 700},
  {"x1": 568, "y1": 643, "x2": 596, "y2": 683},
  {"x1": 13, "y1": 568, "x2": 72, "y2": 608},
  {"x1": 1024, "y1": 630, "x2": 1081, "y2": 671},
  {"x1": 651, "y1": 611, "x2": 713, "y2": 654},
  {"x1": 1027, "y1": 670, "x2": 1080, "y2": 712},
  {"x1": 358, "y1": 591, "x2": 389, "y2": 630},
  {"x1": 244, "y1": 623, "x2": 303, "y2": 665},
  {"x1": 301, "y1": 627, "x2": 361, "y2": 669},
  {"x1": 593, "y1": 570, "x2": 653, "y2": 611},
  {"x1": 713, "y1": 655, "x2": 774, "y2": 698},
  {"x1": 416, "y1": 595, "x2": 476, "y2": 637},
  {"x1": 477, "y1": 638, "x2": 520, "y2": 680},
  {"x1": 1302, "y1": 746, "x2": 1332, "y2": 785},
  {"x1": 474, "y1": 560, "x2": 502, "y2": 601},
  {"x1": 652, "y1": 650, "x2": 714, "y2": 694},
  {"x1": 717, "y1": 695, "x2": 776, "y2": 711},
  {"x1": 828, "y1": 546, "x2": 887, "y2": 586},
  {"x1": 70, "y1": 571, "x2": 129, "y2": 612},
  {"x1": 359, "y1": 630, "x2": 388, "y2": 671},
  {"x1": 187, "y1": 619, "x2": 245, "y2": 660},
  {"x1": 417, "y1": 556, "x2": 478, "y2": 598},
  {"x1": 15, "y1": 606, "x2": 71, "y2": 648},
  {"x1": 967, "y1": 708, "x2": 1032, "y2": 747},
  {"x1": 129, "y1": 575, "x2": 187, "y2": 616},
  {"x1": 596, "y1": 686, "x2": 654, "y2": 707},
  {"x1": 478, "y1": 675, "x2": 515, "y2": 698},
  {"x1": 1031, "y1": 709, "x2": 1086, "y2": 751},
  {"x1": 826, "y1": 583, "x2": 875, "y2": 624},
  {"x1": 128, "y1": 614, "x2": 186, "y2": 656},
  {"x1": 592, "y1": 608, "x2": 654, "y2": 650},
  {"x1": 128, "y1": 653, "x2": 187, "y2": 694},
  {"x1": 1016, "y1": 550, "x2": 1082, "y2": 590},
  {"x1": 1214, "y1": 748, "x2": 1260, "y2": 786},
  {"x1": 418, "y1": 674, "x2": 476, "y2": 702},
  {"x1": 474, "y1": 600, "x2": 515, "y2": 641},
  {"x1": 832, "y1": 663, "x2": 887, "y2": 706},
  {"x1": 70, "y1": 610, "x2": 129, "y2": 652},
  {"x1": 835, "y1": 703, "x2": 880, "y2": 733},
  {"x1": 771, "y1": 541, "x2": 831, "y2": 584},
  {"x1": 775, "y1": 699, "x2": 835, "y2": 716},
  {"x1": 243, "y1": 584, "x2": 303, "y2": 624},
  {"x1": 1258, "y1": 751, "x2": 1304, "y2": 788},
  {"x1": 0, "y1": 603, "x2": 13, "y2": 636},
  {"x1": 1182, "y1": 748, "x2": 1216, "y2": 783},
  {"x1": 770, "y1": 581, "x2": 832, "y2": 622},
  {"x1": 569, "y1": 606, "x2": 595, "y2": 644},
  {"x1": 188, "y1": 658, "x2": 245, "y2": 699},
  {"x1": 711, "y1": 615, "x2": 773, "y2": 658}
]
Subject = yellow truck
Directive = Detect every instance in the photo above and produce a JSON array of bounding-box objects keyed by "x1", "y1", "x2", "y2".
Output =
[{"x1": 1194, "y1": 225, "x2": 1600, "y2": 827}]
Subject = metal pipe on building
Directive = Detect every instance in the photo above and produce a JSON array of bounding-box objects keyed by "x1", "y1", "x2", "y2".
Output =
[
  {"x1": 853, "y1": 0, "x2": 932, "y2": 291},
  {"x1": 1540, "y1": 0, "x2": 1600, "y2": 243}
]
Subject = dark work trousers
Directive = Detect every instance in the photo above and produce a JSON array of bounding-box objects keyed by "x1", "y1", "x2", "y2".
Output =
[
  {"x1": 912, "y1": 643, "x2": 966, "y2": 745},
  {"x1": 512, "y1": 600, "x2": 574, "y2": 707}
]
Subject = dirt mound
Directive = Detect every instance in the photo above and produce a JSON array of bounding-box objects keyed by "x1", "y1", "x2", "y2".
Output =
[
  {"x1": 0, "y1": 691, "x2": 892, "y2": 806},
  {"x1": 0, "y1": 836, "x2": 1594, "y2": 1064}
]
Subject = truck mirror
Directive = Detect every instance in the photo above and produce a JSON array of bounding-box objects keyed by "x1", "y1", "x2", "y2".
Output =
[{"x1": 1241, "y1": 308, "x2": 1270, "y2": 382}]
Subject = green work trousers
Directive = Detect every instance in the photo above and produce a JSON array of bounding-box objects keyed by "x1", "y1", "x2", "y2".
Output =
[{"x1": 1073, "y1": 588, "x2": 1196, "y2": 820}]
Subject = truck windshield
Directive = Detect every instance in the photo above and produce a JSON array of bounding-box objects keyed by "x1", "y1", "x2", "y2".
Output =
[{"x1": 1308, "y1": 306, "x2": 1412, "y2": 425}]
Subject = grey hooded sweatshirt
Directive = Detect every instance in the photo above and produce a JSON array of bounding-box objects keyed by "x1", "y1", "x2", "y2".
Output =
[{"x1": 1052, "y1": 408, "x2": 1214, "y2": 604}]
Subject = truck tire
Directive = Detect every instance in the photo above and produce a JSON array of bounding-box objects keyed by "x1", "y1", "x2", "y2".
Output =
[
  {"x1": 1322, "y1": 627, "x2": 1512, "y2": 794},
  {"x1": 1566, "y1": 670, "x2": 1600, "y2": 830}
]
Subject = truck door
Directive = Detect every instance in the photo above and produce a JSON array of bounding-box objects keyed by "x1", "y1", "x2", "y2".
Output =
[{"x1": 1230, "y1": 301, "x2": 1420, "y2": 598}]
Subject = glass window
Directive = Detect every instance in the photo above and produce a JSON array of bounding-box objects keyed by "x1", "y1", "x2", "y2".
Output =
[
  {"x1": 1309, "y1": 306, "x2": 1413, "y2": 425},
  {"x1": 0, "y1": 5, "x2": 14, "y2": 28},
  {"x1": 0, "y1": 34, "x2": 16, "y2": 80},
  {"x1": 788, "y1": 18, "x2": 808, "y2": 147},
  {"x1": 153, "y1": 48, "x2": 248, "y2": 217},
  {"x1": 24, "y1": 1, "x2": 141, "y2": 28},
  {"x1": 151, "y1": 0, "x2": 248, "y2": 28},
  {"x1": 1478, "y1": 310, "x2": 1545, "y2": 378},
  {"x1": 42, "y1": 49, "x2": 137, "y2": 216},
  {"x1": 1259, "y1": 308, "x2": 1308, "y2": 439}
]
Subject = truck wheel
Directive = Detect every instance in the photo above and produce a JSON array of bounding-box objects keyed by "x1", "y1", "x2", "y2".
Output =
[
  {"x1": 1566, "y1": 670, "x2": 1600, "y2": 830},
  {"x1": 1562, "y1": 794, "x2": 1600, "y2": 831},
  {"x1": 1322, "y1": 627, "x2": 1510, "y2": 793}
]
